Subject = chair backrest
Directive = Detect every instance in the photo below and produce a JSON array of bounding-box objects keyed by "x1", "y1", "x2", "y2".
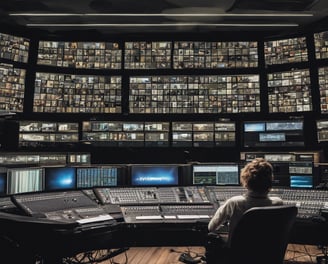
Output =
[{"x1": 228, "y1": 205, "x2": 298, "y2": 264}]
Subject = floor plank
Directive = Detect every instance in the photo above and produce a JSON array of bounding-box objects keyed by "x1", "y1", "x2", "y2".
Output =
[{"x1": 66, "y1": 244, "x2": 324, "y2": 264}]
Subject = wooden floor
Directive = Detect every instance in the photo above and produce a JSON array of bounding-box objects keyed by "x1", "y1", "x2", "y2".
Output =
[{"x1": 65, "y1": 244, "x2": 325, "y2": 264}]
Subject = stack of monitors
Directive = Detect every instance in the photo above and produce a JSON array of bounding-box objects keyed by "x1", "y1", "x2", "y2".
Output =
[
  {"x1": 289, "y1": 161, "x2": 314, "y2": 189},
  {"x1": 243, "y1": 120, "x2": 304, "y2": 148},
  {"x1": 129, "y1": 164, "x2": 180, "y2": 186},
  {"x1": 192, "y1": 163, "x2": 240, "y2": 186}
]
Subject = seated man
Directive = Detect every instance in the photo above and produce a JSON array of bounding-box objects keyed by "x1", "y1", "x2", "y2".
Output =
[{"x1": 205, "y1": 158, "x2": 283, "y2": 263}]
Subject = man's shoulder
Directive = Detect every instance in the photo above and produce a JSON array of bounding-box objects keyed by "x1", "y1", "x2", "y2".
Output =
[{"x1": 227, "y1": 195, "x2": 246, "y2": 203}]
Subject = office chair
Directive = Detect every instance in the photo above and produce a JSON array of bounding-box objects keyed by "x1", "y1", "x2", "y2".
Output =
[{"x1": 225, "y1": 204, "x2": 298, "y2": 264}]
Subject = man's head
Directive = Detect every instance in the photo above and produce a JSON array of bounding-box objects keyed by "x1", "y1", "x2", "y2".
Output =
[{"x1": 240, "y1": 158, "x2": 273, "y2": 193}]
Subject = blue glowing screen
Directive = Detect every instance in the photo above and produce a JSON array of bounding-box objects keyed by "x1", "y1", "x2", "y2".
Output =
[
  {"x1": 0, "y1": 172, "x2": 6, "y2": 196},
  {"x1": 45, "y1": 167, "x2": 76, "y2": 190},
  {"x1": 290, "y1": 175, "x2": 313, "y2": 188},
  {"x1": 244, "y1": 122, "x2": 266, "y2": 132},
  {"x1": 131, "y1": 165, "x2": 179, "y2": 186}
]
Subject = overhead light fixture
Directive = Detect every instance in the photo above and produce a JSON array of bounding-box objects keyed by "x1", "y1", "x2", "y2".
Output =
[
  {"x1": 26, "y1": 23, "x2": 299, "y2": 27},
  {"x1": 10, "y1": 12, "x2": 313, "y2": 17}
]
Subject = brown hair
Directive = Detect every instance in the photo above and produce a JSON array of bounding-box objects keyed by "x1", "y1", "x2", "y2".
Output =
[{"x1": 240, "y1": 158, "x2": 273, "y2": 193}]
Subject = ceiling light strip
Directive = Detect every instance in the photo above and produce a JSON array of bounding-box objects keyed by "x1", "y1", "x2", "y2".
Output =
[
  {"x1": 11, "y1": 13, "x2": 313, "y2": 17},
  {"x1": 26, "y1": 23, "x2": 299, "y2": 27}
]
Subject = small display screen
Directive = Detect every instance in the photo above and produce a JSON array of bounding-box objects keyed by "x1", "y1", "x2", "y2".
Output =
[
  {"x1": 0, "y1": 172, "x2": 7, "y2": 196},
  {"x1": 7, "y1": 168, "x2": 43, "y2": 194},
  {"x1": 130, "y1": 165, "x2": 179, "y2": 186},
  {"x1": 290, "y1": 175, "x2": 313, "y2": 188},
  {"x1": 244, "y1": 123, "x2": 266, "y2": 132},
  {"x1": 259, "y1": 133, "x2": 286, "y2": 142},
  {"x1": 44, "y1": 167, "x2": 76, "y2": 191},
  {"x1": 192, "y1": 164, "x2": 240, "y2": 185},
  {"x1": 76, "y1": 166, "x2": 119, "y2": 188}
]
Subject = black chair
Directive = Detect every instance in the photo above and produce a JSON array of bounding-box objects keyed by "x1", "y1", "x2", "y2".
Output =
[{"x1": 225, "y1": 204, "x2": 298, "y2": 264}]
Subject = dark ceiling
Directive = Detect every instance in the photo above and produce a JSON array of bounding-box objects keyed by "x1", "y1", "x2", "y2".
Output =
[{"x1": 0, "y1": 0, "x2": 328, "y2": 38}]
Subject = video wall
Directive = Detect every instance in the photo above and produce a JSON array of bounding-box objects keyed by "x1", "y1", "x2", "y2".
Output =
[{"x1": 1, "y1": 30, "x2": 328, "y2": 152}]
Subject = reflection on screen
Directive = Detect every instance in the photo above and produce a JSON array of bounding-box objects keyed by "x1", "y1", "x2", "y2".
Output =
[
  {"x1": 45, "y1": 167, "x2": 76, "y2": 191},
  {"x1": 193, "y1": 164, "x2": 239, "y2": 185},
  {"x1": 290, "y1": 175, "x2": 313, "y2": 188},
  {"x1": 131, "y1": 165, "x2": 179, "y2": 186},
  {"x1": 7, "y1": 168, "x2": 43, "y2": 194}
]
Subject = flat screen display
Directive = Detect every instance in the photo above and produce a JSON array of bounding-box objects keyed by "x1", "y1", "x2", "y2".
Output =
[
  {"x1": 244, "y1": 122, "x2": 266, "y2": 132},
  {"x1": 44, "y1": 167, "x2": 76, "y2": 191},
  {"x1": 7, "y1": 168, "x2": 43, "y2": 194},
  {"x1": 0, "y1": 172, "x2": 7, "y2": 196},
  {"x1": 259, "y1": 133, "x2": 286, "y2": 142},
  {"x1": 266, "y1": 121, "x2": 303, "y2": 131},
  {"x1": 243, "y1": 120, "x2": 304, "y2": 147},
  {"x1": 130, "y1": 165, "x2": 179, "y2": 186},
  {"x1": 192, "y1": 163, "x2": 240, "y2": 185},
  {"x1": 290, "y1": 175, "x2": 313, "y2": 188},
  {"x1": 76, "y1": 166, "x2": 119, "y2": 188}
]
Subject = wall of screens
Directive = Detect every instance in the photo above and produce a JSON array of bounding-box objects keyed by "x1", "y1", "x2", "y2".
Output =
[{"x1": 2, "y1": 29, "x2": 328, "y2": 161}]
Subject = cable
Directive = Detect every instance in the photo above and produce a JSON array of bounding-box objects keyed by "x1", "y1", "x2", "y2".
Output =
[
  {"x1": 62, "y1": 248, "x2": 129, "y2": 264},
  {"x1": 284, "y1": 244, "x2": 321, "y2": 263}
]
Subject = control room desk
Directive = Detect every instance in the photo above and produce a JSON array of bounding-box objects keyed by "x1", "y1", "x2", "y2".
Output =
[{"x1": 0, "y1": 212, "x2": 327, "y2": 264}]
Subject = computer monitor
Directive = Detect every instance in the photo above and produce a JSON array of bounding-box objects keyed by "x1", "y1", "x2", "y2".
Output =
[
  {"x1": 0, "y1": 171, "x2": 7, "y2": 196},
  {"x1": 290, "y1": 175, "x2": 313, "y2": 188},
  {"x1": 44, "y1": 166, "x2": 76, "y2": 191},
  {"x1": 244, "y1": 122, "x2": 266, "y2": 132},
  {"x1": 76, "y1": 166, "x2": 122, "y2": 188},
  {"x1": 192, "y1": 163, "x2": 240, "y2": 185},
  {"x1": 7, "y1": 167, "x2": 44, "y2": 194},
  {"x1": 130, "y1": 164, "x2": 179, "y2": 186}
]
